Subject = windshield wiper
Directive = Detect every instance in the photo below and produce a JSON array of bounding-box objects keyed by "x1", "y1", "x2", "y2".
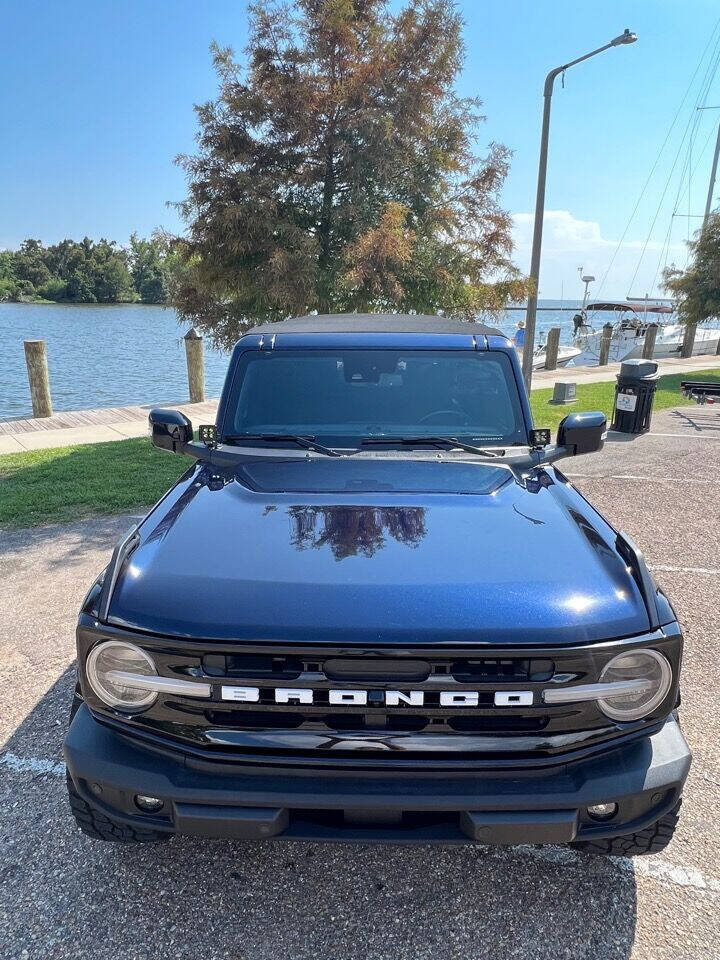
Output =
[
  {"x1": 226, "y1": 434, "x2": 343, "y2": 457},
  {"x1": 360, "y1": 436, "x2": 505, "y2": 457}
]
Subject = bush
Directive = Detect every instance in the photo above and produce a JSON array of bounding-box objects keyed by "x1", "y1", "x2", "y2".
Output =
[
  {"x1": 0, "y1": 278, "x2": 19, "y2": 301},
  {"x1": 37, "y1": 277, "x2": 68, "y2": 301},
  {"x1": 14, "y1": 280, "x2": 37, "y2": 301}
]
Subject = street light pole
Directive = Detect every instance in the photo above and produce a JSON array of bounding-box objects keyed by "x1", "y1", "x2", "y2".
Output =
[
  {"x1": 703, "y1": 118, "x2": 720, "y2": 230},
  {"x1": 522, "y1": 29, "x2": 637, "y2": 390}
]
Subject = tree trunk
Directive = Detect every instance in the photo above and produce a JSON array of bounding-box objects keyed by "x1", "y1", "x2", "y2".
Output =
[
  {"x1": 317, "y1": 51, "x2": 338, "y2": 315},
  {"x1": 317, "y1": 134, "x2": 336, "y2": 314}
]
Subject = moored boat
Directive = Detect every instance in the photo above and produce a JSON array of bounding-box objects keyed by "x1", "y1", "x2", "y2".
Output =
[
  {"x1": 570, "y1": 301, "x2": 720, "y2": 366},
  {"x1": 531, "y1": 343, "x2": 582, "y2": 370}
]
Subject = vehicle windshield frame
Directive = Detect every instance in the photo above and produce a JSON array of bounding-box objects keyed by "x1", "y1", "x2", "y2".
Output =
[{"x1": 219, "y1": 344, "x2": 530, "y2": 448}]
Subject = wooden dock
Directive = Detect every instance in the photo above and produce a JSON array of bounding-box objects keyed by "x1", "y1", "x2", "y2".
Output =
[
  {"x1": 0, "y1": 400, "x2": 220, "y2": 436},
  {"x1": 0, "y1": 399, "x2": 220, "y2": 454}
]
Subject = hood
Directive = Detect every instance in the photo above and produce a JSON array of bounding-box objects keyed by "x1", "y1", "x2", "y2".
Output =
[{"x1": 108, "y1": 458, "x2": 650, "y2": 645}]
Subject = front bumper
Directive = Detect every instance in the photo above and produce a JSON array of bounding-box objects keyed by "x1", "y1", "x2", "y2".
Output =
[{"x1": 64, "y1": 705, "x2": 691, "y2": 845}]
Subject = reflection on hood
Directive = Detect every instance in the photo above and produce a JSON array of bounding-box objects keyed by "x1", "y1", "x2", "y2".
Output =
[{"x1": 287, "y1": 506, "x2": 426, "y2": 560}]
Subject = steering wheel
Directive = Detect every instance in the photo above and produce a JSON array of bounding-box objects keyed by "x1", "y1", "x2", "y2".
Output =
[{"x1": 418, "y1": 409, "x2": 469, "y2": 425}]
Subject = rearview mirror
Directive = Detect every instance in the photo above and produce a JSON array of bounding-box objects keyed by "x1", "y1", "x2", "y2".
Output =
[
  {"x1": 556, "y1": 411, "x2": 606, "y2": 456},
  {"x1": 149, "y1": 409, "x2": 193, "y2": 453}
]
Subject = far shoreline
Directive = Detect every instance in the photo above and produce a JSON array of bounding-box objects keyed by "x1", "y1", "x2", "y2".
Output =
[{"x1": 0, "y1": 300, "x2": 173, "y2": 308}]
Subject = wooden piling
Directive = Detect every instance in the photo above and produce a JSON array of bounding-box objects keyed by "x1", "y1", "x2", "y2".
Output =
[
  {"x1": 184, "y1": 327, "x2": 205, "y2": 403},
  {"x1": 23, "y1": 340, "x2": 53, "y2": 418},
  {"x1": 598, "y1": 323, "x2": 613, "y2": 366},
  {"x1": 544, "y1": 327, "x2": 560, "y2": 370},
  {"x1": 681, "y1": 322, "x2": 697, "y2": 359},
  {"x1": 642, "y1": 323, "x2": 659, "y2": 360}
]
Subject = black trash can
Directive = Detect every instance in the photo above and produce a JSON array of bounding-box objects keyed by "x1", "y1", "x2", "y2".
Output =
[{"x1": 612, "y1": 359, "x2": 660, "y2": 434}]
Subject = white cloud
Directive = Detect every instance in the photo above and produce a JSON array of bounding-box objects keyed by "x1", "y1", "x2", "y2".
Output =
[{"x1": 511, "y1": 210, "x2": 688, "y2": 301}]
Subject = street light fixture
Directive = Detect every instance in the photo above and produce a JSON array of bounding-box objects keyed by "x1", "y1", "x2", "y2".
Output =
[{"x1": 521, "y1": 29, "x2": 637, "y2": 390}]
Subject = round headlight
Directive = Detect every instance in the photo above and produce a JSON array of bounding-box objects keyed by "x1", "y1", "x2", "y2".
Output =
[
  {"x1": 86, "y1": 640, "x2": 157, "y2": 710},
  {"x1": 598, "y1": 649, "x2": 672, "y2": 721}
]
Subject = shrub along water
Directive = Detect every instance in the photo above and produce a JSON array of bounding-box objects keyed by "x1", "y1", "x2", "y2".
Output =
[{"x1": 0, "y1": 234, "x2": 178, "y2": 305}]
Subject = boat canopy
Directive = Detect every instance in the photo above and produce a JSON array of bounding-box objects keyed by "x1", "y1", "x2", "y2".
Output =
[{"x1": 585, "y1": 301, "x2": 674, "y2": 315}]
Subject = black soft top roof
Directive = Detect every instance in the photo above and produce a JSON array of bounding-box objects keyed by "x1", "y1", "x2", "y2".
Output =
[{"x1": 248, "y1": 313, "x2": 506, "y2": 338}]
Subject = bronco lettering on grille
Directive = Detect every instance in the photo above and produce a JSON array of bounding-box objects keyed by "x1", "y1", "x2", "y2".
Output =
[{"x1": 220, "y1": 686, "x2": 534, "y2": 707}]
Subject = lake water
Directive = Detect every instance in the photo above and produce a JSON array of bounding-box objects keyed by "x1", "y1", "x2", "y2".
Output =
[
  {"x1": 0, "y1": 301, "x2": 583, "y2": 421},
  {"x1": 0, "y1": 303, "x2": 233, "y2": 421}
]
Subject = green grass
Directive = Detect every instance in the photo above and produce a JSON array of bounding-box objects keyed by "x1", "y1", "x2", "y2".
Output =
[
  {"x1": 530, "y1": 368, "x2": 720, "y2": 432},
  {"x1": 1, "y1": 368, "x2": 718, "y2": 528},
  {"x1": 0, "y1": 437, "x2": 187, "y2": 528}
]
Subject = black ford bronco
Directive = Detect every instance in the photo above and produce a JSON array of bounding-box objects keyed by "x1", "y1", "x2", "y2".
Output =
[{"x1": 64, "y1": 315, "x2": 690, "y2": 854}]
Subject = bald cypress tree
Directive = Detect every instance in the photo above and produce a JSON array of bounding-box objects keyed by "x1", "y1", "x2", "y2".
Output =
[
  {"x1": 173, "y1": 0, "x2": 526, "y2": 348},
  {"x1": 663, "y1": 213, "x2": 720, "y2": 326}
]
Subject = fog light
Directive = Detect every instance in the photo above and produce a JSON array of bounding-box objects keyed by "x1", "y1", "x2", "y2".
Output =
[
  {"x1": 135, "y1": 794, "x2": 164, "y2": 812},
  {"x1": 587, "y1": 802, "x2": 618, "y2": 821}
]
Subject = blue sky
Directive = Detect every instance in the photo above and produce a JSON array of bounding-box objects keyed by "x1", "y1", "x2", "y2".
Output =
[{"x1": 2, "y1": 0, "x2": 720, "y2": 298}]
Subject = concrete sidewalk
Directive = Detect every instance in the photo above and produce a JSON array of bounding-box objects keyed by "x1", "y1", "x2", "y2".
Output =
[
  {"x1": 530, "y1": 352, "x2": 720, "y2": 387},
  {"x1": 0, "y1": 353, "x2": 718, "y2": 455}
]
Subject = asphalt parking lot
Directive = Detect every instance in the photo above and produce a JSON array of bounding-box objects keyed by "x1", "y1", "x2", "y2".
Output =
[{"x1": 1, "y1": 404, "x2": 719, "y2": 960}]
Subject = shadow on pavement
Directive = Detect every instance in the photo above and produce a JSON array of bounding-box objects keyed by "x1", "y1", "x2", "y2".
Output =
[
  {"x1": 669, "y1": 407, "x2": 720, "y2": 433},
  {"x1": 0, "y1": 513, "x2": 136, "y2": 572},
  {"x1": 0, "y1": 670, "x2": 639, "y2": 960},
  {"x1": 605, "y1": 430, "x2": 641, "y2": 444}
]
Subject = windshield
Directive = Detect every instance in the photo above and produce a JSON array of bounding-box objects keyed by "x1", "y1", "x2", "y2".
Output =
[{"x1": 225, "y1": 349, "x2": 527, "y2": 445}]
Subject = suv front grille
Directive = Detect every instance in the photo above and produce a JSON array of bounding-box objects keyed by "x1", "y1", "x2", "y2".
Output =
[
  {"x1": 80, "y1": 631, "x2": 683, "y2": 769},
  {"x1": 143, "y1": 650, "x2": 588, "y2": 761},
  {"x1": 190, "y1": 654, "x2": 558, "y2": 741}
]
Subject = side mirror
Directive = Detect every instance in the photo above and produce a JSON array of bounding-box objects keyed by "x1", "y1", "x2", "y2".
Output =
[
  {"x1": 149, "y1": 409, "x2": 193, "y2": 453},
  {"x1": 557, "y1": 411, "x2": 606, "y2": 456}
]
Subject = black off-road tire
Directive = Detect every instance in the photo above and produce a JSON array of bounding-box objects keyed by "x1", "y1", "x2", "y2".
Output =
[
  {"x1": 573, "y1": 800, "x2": 681, "y2": 857},
  {"x1": 66, "y1": 773, "x2": 171, "y2": 843}
]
